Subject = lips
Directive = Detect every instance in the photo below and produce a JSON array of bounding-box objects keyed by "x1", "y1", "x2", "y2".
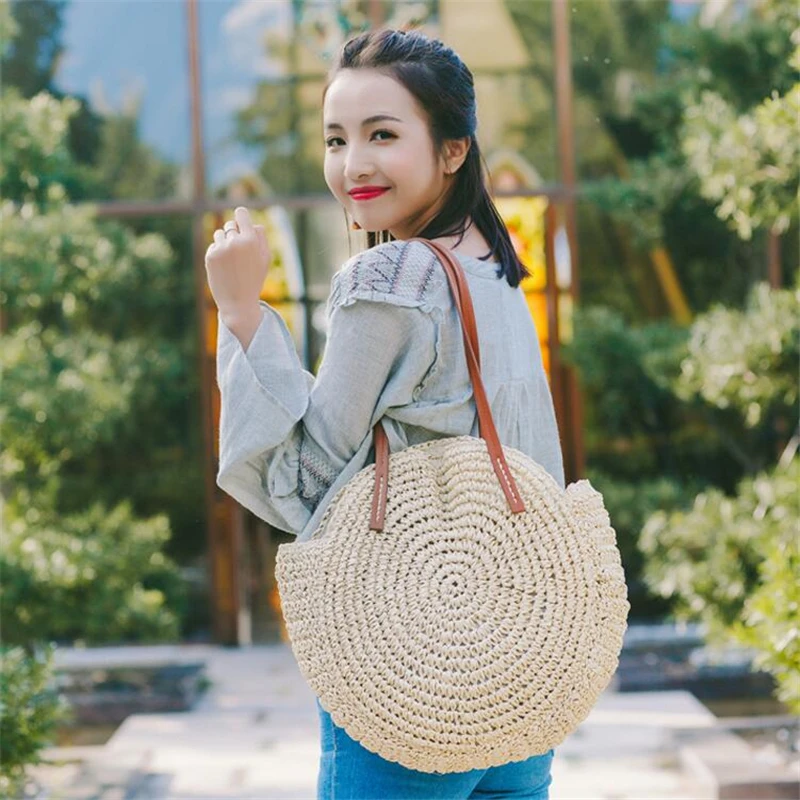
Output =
[{"x1": 349, "y1": 187, "x2": 390, "y2": 201}]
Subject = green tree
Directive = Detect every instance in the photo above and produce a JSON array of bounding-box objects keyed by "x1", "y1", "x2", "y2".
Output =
[
  {"x1": 505, "y1": 0, "x2": 677, "y2": 319},
  {"x1": 674, "y1": 281, "x2": 799, "y2": 468},
  {"x1": 0, "y1": 0, "x2": 64, "y2": 96},
  {"x1": 0, "y1": 645, "x2": 72, "y2": 798},
  {"x1": 510, "y1": 0, "x2": 798, "y2": 315},
  {"x1": 0, "y1": 0, "x2": 207, "y2": 573},
  {"x1": 0, "y1": 0, "x2": 105, "y2": 188},
  {"x1": 0, "y1": 6, "x2": 188, "y2": 645},
  {"x1": 599, "y1": 0, "x2": 797, "y2": 302},
  {"x1": 635, "y1": 273, "x2": 799, "y2": 707},
  {"x1": 564, "y1": 304, "x2": 730, "y2": 618},
  {"x1": 681, "y1": 27, "x2": 800, "y2": 241},
  {"x1": 641, "y1": 448, "x2": 799, "y2": 711}
]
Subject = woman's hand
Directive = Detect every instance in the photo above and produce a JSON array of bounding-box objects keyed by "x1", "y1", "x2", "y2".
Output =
[{"x1": 205, "y1": 206, "x2": 270, "y2": 324}]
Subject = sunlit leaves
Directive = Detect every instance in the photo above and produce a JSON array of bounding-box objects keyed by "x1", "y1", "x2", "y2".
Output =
[
  {"x1": 682, "y1": 58, "x2": 800, "y2": 240},
  {"x1": 0, "y1": 498, "x2": 185, "y2": 646},
  {"x1": 0, "y1": 69, "x2": 189, "y2": 651},
  {"x1": 640, "y1": 456, "x2": 800, "y2": 712},
  {"x1": 0, "y1": 644, "x2": 72, "y2": 797},
  {"x1": 676, "y1": 281, "x2": 799, "y2": 426}
]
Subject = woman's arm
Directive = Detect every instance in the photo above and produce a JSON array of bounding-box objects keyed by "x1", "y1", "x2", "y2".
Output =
[
  {"x1": 219, "y1": 304, "x2": 265, "y2": 352},
  {"x1": 215, "y1": 293, "x2": 438, "y2": 535}
]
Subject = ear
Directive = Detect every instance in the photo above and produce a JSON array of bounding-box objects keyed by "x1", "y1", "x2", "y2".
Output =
[{"x1": 442, "y1": 137, "x2": 471, "y2": 176}]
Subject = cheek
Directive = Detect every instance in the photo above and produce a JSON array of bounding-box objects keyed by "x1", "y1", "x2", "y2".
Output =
[
  {"x1": 385, "y1": 142, "x2": 437, "y2": 191},
  {"x1": 323, "y1": 155, "x2": 343, "y2": 197},
  {"x1": 385, "y1": 143, "x2": 419, "y2": 175}
]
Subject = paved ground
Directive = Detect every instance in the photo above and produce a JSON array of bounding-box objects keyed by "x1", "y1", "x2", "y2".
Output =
[{"x1": 31, "y1": 643, "x2": 716, "y2": 800}]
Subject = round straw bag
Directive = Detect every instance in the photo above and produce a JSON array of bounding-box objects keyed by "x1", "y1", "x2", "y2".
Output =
[{"x1": 275, "y1": 238, "x2": 630, "y2": 774}]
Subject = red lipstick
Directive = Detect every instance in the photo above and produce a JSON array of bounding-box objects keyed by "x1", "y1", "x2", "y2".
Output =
[{"x1": 348, "y1": 186, "x2": 390, "y2": 201}]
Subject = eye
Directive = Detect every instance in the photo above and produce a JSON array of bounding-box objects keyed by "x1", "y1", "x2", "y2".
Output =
[
  {"x1": 372, "y1": 129, "x2": 396, "y2": 142},
  {"x1": 325, "y1": 136, "x2": 345, "y2": 148}
]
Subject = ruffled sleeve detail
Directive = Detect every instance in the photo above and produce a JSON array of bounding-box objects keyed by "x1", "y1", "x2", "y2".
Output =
[{"x1": 329, "y1": 240, "x2": 447, "y2": 314}]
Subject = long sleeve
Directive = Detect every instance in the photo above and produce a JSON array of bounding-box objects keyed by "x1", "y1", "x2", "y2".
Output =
[{"x1": 215, "y1": 282, "x2": 438, "y2": 537}]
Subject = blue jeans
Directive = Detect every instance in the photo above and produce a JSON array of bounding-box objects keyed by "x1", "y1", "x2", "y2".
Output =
[{"x1": 316, "y1": 698, "x2": 555, "y2": 799}]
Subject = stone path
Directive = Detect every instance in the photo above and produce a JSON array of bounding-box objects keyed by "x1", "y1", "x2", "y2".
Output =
[{"x1": 31, "y1": 643, "x2": 715, "y2": 799}]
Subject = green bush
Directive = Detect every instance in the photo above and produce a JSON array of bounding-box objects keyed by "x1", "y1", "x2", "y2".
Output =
[
  {"x1": 681, "y1": 29, "x2": 800, "y2": 241},
  {"x1": 0, "y1": 644, "x2": 72, "y2": 798},
  {"x1": 1, "y1": 498, "x2": 188, "y2": 647},
  {"x1": 564, "y1": 305, "x2": 739, "y2": 483},
  {"x1": 676, "y1": 281, "x2": 799, "y2": 418},
  {"x1": 732, "y1": 466, "x2": 800, "y2": 713},
  {"x1": 562, "y1": 303, "x2": 749, "y2": 619},
  {"x1": 563, "y1": 306, "x2": 688, "y2": 441},
  {"x1": 640, "y1": 455, "x2": 800, "y2": 711}
]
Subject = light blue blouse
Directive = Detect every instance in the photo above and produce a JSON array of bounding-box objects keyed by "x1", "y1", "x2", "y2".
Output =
[{"x1": 215, "y1": 239, "x2": 566, "y2": 543}]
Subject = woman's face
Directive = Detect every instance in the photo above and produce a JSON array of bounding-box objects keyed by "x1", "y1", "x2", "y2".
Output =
[{"x1": 323, "y1": 69, "x2": 449, "y2": 239}]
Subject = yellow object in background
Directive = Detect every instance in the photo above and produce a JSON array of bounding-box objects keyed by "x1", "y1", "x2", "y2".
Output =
[
  {"x1": 494, "y1": 196, "x2": 551, "y2": 376},
  {"x1": 495, "y1": 195, "x2": 548, "y2": 288},
  {"x1": 257, "y1": 210, "x2": 291, "y2": 305}
]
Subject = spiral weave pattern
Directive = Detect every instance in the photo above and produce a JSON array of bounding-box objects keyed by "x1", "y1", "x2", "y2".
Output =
[{"x1": 275, "y1": 436, "x2": 630, "y2": 774}]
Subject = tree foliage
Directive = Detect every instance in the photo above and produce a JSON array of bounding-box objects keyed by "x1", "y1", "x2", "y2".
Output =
[
  {"x1": 676, "y1": 281, "x2": 799, "y2": 436},
  {"x1": 566, "y1": 0, "x2": 799, "y2": 311},
  {"x1": 681, "y1": 26, "x2": 800, "y2": 240},
  {"x1": 0, "y1": 644, "x2": 72, "y2": 798},
  {"x1": 640, "y1": 278, "x2": 799, "y2": 707},
  {"x1": 567, "y1": 276, "x2": 798, "y2": 647},
  {"x1": 2, "y1": 498, "x2": 185, "y2": 645},
  {"x1": 641, "y1": 452, "x2": 799, "y2": 712},
  {"x1": 0, "y1": 5, "x2": 188, "y2": 648}
]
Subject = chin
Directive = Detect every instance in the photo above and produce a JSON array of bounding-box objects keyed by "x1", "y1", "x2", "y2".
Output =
[{"x1": 356, "y1": 220, "x2": 391, "y2": 235}]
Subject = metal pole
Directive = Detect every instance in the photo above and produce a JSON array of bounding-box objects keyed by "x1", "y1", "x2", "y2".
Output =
[
  {"x1": 368, "y1": 0, "x2": 385, "y2": 28},
  {"x1": 552, "y1": 0, "x2": 585, "y2": 481},
  {"x1": 186, "y1": 0, "x2": 241, "y2": 644},
  {"x1": 544, "y1": 202, "x2": 564, "y2": 438}
]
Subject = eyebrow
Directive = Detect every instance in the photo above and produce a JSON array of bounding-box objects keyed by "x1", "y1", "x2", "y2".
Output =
[{"x1": 325, "y1": 114, "x2": 403, "y2": 131}]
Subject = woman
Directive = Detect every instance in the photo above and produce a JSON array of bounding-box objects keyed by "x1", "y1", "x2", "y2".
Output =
[{"x1": 206, "y1": 27, "x2": 564, "y2": 800}]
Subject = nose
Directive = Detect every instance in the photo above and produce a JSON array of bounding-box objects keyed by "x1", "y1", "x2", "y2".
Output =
[{"x1": 343, "y1": 145, "x2": 375, "y2": 182}]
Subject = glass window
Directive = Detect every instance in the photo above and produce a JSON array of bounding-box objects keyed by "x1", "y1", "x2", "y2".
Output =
[
  {"x1": 567, "y1": 0, "x2": 674, "y2": 182},
  {"x1": 474, "y1": 70, "x2": 557, "y2": 185},
  {"x1": 201, "y1": 1, "x2": 332, "y2": 196},
  {"x1": 53, "y1": 0, "x2": 191, "y2": 202}
]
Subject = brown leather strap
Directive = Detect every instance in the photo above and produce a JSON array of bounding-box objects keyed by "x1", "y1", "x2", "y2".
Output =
[{"x1": 369, "y1": 240, "x2": 526, "y2": 531}]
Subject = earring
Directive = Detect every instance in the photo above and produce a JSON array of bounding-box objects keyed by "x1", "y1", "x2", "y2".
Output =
[{"x1": 352, "y1": 220, "x2": 362, "y2": 230}]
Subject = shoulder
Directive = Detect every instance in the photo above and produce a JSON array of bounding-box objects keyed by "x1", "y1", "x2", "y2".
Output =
[{"x1": 327, "y1": 240, "x2": 446, "y2": 315}]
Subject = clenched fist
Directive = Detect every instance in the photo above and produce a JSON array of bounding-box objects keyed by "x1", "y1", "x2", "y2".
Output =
[{"x1": 205, "y1": 206, "x2": 270, "y2": 322}]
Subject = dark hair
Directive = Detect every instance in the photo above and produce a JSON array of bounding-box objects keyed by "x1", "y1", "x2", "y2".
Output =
[{"x1": 324, "y1": 28, "x2": 529, "y2": 288}]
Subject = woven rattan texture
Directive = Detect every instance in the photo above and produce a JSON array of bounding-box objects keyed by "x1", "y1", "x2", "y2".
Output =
[{"x1": 275, "y1": 436, "x2": 630, "y2": 774}]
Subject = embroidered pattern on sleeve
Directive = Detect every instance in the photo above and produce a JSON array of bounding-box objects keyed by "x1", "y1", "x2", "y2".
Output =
[
  {"x1": 297, "y1": 436, "x2": 338, "y2": 512},
  {"x1": 328, "y1": 240, "x2": 446, "y2": 315}
]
